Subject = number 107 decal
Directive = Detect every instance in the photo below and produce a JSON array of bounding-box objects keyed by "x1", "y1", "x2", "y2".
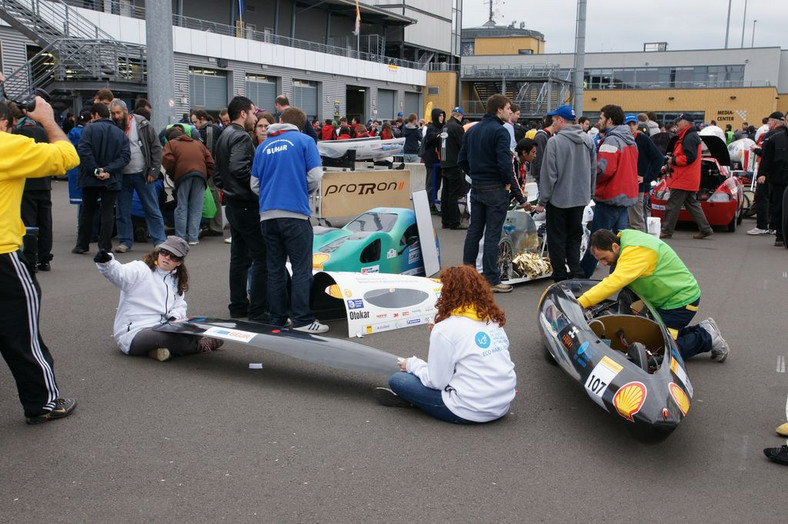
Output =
[{"x1": 584, "y1": 356, "x2": 623, "y2": 410}]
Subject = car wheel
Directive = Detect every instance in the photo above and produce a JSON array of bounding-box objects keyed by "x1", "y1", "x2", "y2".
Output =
[{"x1": 497, "y1": 236, "x2": 514, "y2": 280}]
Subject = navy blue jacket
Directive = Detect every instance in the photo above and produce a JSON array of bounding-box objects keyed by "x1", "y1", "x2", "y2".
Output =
[
  {"x1": 76, "y1": 118, "x2": 131, "y2": 191},
  {"x1": 458, "y1": 113, "x2": 511, "y2": 185},
  {"x1": 633, "y1": 130, "x2": 663, "y2": 191}
]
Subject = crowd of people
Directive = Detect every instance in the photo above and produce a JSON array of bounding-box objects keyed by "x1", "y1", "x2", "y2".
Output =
[{"x1": 2, "y1": 79, "x2": 786, "y2": 465}]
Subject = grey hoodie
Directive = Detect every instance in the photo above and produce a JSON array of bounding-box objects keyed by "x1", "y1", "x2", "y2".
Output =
[{"x1": 538, "y1": 124, "x2": 596, "y2": 208}]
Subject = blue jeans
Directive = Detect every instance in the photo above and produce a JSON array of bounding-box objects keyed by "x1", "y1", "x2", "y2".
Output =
[
  {"x1": 225, "y1": 203, "x2": 268, "y2": 319},
  {"x1": 581, "y1": 202, "x2": 629, "y2": 277},
  {"x1": 462, "y1": 183, "x2": 510, "y2": 285},
  {"x1": 656, "y1": 298, "x2": 712, "y2": 360},
  {"x1": 116, "y1": 171, "x2": 166, "y2": 248},
  {"x1": 174, "y1": 176, "x2": 206, "y2": 243},
  {"x1": 388, "y1": 372, "x2": 476, "y2": 424},
  {"x1": 262, "y1": 218, "x2": 314, "y2": 327}
]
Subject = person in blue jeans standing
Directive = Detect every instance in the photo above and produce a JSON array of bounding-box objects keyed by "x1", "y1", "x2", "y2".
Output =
[
  {"x1": 458, "y1": 93, "x2": 515, "y2": 293},
  {"x1": 109, "y1": 99, "x2": 166, "y2": 253},
  {"x1": 251, "y1": 106, "x2": 328, "y2": 334},
  {"x1": 373, "y1": 265, "x2": 516, "y2": 424}
]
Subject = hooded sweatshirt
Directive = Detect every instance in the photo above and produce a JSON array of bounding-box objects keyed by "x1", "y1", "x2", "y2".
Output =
[
  {"x1": 421, "y1": 108, "x2": 445, "y2": 166},
  {"x1": 401, "y1": 122, "x2": 421, "y2": 154},
  {"x1": 538, "y1": 124, "x2": 596, "y2": 208},
  {"x1": 595, "y1": 124, "x2": 638, "y2": 206}
]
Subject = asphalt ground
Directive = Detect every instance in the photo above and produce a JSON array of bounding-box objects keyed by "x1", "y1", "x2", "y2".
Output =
[{"x1": 1, "y1": 180, "x2": 786, "y2": 522}]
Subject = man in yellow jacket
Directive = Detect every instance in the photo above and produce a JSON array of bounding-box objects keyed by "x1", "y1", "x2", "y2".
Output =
[
  {"x1": 577, "y1": 228, "x2": 729, "y2": 362},
  {"x1": 0, "y1": 85, "x2": 81, "y2": 424}
]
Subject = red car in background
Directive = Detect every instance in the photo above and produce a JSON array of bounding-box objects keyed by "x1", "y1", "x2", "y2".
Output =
[{"x1": 650, "y1": 135, "x2": 744, "y2": 232}]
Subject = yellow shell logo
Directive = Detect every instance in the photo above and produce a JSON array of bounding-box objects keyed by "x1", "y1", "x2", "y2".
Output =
[
  {"x1": 312, "y1": 252, "x2": 330, "y2": 269},
  {"x1": 669, "y1": 383, "x2": 690, "y2": 416},
  {"x1": 613, "y1": 382, "x2": 647, "y2": 422},
  {"x1": 326, "y1": 284, "x2": 343, "y2": 299}
]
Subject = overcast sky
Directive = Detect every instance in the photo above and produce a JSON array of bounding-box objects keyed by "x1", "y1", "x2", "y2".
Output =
[{"x1": 461, "y1": 0, "x2": 788, "y2": 54}]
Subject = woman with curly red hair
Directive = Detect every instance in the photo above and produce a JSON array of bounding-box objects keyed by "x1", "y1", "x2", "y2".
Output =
[{"x1": 374, "y1": 265, "x2": 516, "y2": 423}]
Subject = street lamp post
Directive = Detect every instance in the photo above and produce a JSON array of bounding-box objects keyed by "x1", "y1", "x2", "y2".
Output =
[
  {"x1": 740, "y1": 0, "x2": 748, "y2": 48},
  {"x1": 751, "y1": 19, "x2": 757, "y2": 47}
]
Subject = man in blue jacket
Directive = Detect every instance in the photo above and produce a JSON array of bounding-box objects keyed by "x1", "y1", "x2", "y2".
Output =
[
  {"x1": 251, "y1": 107, "x2": 328, "y2": 334},
  {"x1": 458, "y1": 94, "x2": 514, "y2": 293}
]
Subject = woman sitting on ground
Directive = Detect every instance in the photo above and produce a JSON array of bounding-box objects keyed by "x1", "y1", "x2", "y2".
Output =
[
  {"x1": 374, "y1": 265, "x2": 517, "y2": 423},
  {"x1": 95, "y1": 236, "x2": 222, "y2": 361}
]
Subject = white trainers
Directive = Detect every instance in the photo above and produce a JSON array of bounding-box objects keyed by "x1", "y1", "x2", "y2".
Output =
[
  {"x1": 148, "y1": 347, "x2": 171, "y2": 362},
  {"x1": 293, "y1": 320, "x2": 329, "y2": 334},
  {"x1": 747, "y1": 227, "x2": 770, "y2": 235},
  {"x1": 700, "y1": 318, "x2": 729, "y2": 362}
]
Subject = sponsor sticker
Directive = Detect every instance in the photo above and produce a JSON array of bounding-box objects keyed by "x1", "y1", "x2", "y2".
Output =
[
  {"x1": 350, "y1": 310, "x2": 370, "y2": 320},
  {"x1": 669, "y1": 383, "x2": 690, "y2": 416},
  {"x1": 204, "y1": 327, "x2": 256, "y2": 343},
  {"x1": 652, "y1": 204, "x2": 666, "y2": 211},
  {"x1": 407, "y1": 246, "x2": 421, "y2": 265},
  {"x1": 346, "y1": 299, "x2": 364, "y2": 309},
  {"x1": 670, "y1": 359, "x2": 693, "y2": 397},
  {"x1": 361, "y1": 265, "x2": 380, "y2": 274},
  {"x1": 573, "y1": 341, "x2": 592, "y2": 368},
  {"x1": 387, "y1": 248, "x2": 397, "y2": 259},
  {"x1": 612, "y1": 381, "x2": 647, "y2": 422},
  {"x1": 584, "y1": 356, "x2": 623, "y2": 409},
  {"x1": 475, "y1": 331, "x2": 491, "y2": 349},
  {"x1": 406, "y1": 318, "x2": 421, "y2": 325},
  {"x1": 344, "y1": 289, "x2": 353, "y2": 298}
]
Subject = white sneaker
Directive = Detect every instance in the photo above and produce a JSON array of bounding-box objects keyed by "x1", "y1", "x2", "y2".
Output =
[
  {"x1": 769, "y1": 229, "x2": 777, "y2": 235},
  {"x1": 148, "y1": 347, "x2": 171, "y2": 362},
  {"x1": 293, "y1": 320, "x2": 329, "y2": 334},
  {"x1": 700, "y1": 318, "x2": 729, "y2": 363},
  {"x1": 223, "y1": 237, "x2": 232, "y2": 244},
  {"x1": 747, "y1": 227, "x2": 770, "y2": 235}
]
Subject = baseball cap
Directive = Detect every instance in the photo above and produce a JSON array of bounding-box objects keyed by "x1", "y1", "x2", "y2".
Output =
[
  {"x1": 547, "y1": 105, "x2": 576, "y2": 121},
  {"x1": 397, "y1": 112, "x2": 404, "y2": 117},
  {"x1": 675, "y1": 113, "x2": 694, "y2": 123},
  {"x1": 624, "y1": 113, "x2": 638, "y2": 124},
  {"x1": 768, "y1": 111, "x2": 785, "y2": 120},
  {"x1": 159, "y1": 236, "x2": 190, "y2": 258},
  {"x1": 451, "y1": 106, "x2": 465, "y2": 115}
]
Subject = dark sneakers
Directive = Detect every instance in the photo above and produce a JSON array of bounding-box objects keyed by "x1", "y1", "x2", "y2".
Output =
[
  {"x1": 373, "y1": 387, "x2": 412, "y2": 408},
  {"x1": 763, "y1": 445, "x2": 788, "y2": 465},
  {"x1": 26, "y1": 398, "x2": 77, "y2": 425}
]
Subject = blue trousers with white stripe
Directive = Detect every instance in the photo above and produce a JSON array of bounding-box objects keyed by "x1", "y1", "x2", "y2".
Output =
[{"x1": 0, "y1": 251, "x2": 60, "y2": 417}]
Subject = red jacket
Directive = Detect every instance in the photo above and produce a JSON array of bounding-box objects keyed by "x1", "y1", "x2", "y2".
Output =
[
  {"x1": 667, "y1": 126, "x2": 702, "y2": 192},
  {"x1": 594, "y1": 125, "x2": 638, "y2": 206},
  {"x1": 320, "y1": 125, "x2": 335, "y2": 141}
]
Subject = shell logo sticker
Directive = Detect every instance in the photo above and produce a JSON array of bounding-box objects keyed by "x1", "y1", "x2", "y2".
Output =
[
  {"x1": 669, "y1": 383, "x2": 690, "y2": 416},
  {"x1": 326, "y1": 285, "x2": 343, "y2": 299},
  {"x1": 313, "y1": 252, "x2": 330, "y2": 269},
  {"x1": 612, "y1": 381, "x2": 647, "y2": 422}
]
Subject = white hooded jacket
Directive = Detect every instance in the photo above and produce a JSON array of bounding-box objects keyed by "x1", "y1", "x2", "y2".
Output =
[{"x1": 97, "y1": 256, "x2": 187, "y2": 353}]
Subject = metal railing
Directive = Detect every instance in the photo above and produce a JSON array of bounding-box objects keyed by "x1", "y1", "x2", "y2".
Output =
[
  {"x1": 462, "y1": 63, "x2": 566, "y2": 79},
  {"x1": 0, "y1": 0, "x2": 118, "y2": 40}
]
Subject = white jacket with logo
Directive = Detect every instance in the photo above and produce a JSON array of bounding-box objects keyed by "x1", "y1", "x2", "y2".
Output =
[
  {"x1": 97, "y1": 257, "x2": 187, "y2": 353},
  {"x1": 406, "y1": 315, "x2": 516, "y2": 422}
]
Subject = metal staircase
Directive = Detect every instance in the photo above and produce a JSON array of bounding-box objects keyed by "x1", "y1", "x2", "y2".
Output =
[{"x1": 0, "y1": 0, "x2": 146, "y2": 100}]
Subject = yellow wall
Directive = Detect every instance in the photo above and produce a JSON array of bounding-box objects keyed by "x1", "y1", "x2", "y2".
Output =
[
  {"x1": 474, "y1": 36, "x2": 544, "y2": 55},
  {"x1": 777, "y1": 93, "x2": 788, "y2": 115},
  {"x1": 424, "y1": 71, "x2": 457, "y2": 119},
  {"x1": 581, "y1": 86, "x2": 779, "y2": 125}
]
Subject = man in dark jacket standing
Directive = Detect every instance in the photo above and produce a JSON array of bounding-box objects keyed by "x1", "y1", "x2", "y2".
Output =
[
  {"x1": 440, "y1": 107, "x2": 466, "y2": 229},
  {"x1": 625, "y1": 113, "x2": 663, "y2": 232},
  {"x1": 532, "y1": 114, "x2": 556, "y2": 184},
  {"x1": 421, "y1": 108, "x2": 445, "y2": 214},
  {"x1": 758, "y1": 111, "x2": 788, "y2": 247},
  {"x1": 109, "y1": 99, "x2": 165, "y2": 253},
  {"x1": 73, "y1": 103, "x2": 131, "y2": 254},
  {"x1": 458, "y1": 94, "x2": 514, "y2": 293},
  {"x1": 660, "y1": 113, "x2": 713, "y2": 240},
  {"x1": 213, "y1": 96, "x2": 269, "y2": 321}
]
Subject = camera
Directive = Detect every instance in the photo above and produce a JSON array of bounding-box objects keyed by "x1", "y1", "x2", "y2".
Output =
[{"x1": 0, "y1": 81, "x2": 50, "y2": 112}]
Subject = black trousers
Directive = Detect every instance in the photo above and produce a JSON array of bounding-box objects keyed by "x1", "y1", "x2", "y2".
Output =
[
  {"x1": 0, "y1": 251, "x2": 60, "y2": 417},
  {"x1": 77, "y1": 187, "x2": 118, "y2": 252},
  {"x1": 770, "y1": 183, "x2": 787, "y2": 241},
  {"x1": 440, "y1": 166, "x2": 465, "y2": 227},
  {"x1": 546, "y1": 203, "x2": 585, "y2": 282},
  {"x1": 755, "y1": 179, "x2": 771, "y2": 230},
  {"x1": 225, "y1": 202, "x2": 269, "y2": 320},
  {"x1": 21, "y1": 189, "x2": 53, "y2": 263}
]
